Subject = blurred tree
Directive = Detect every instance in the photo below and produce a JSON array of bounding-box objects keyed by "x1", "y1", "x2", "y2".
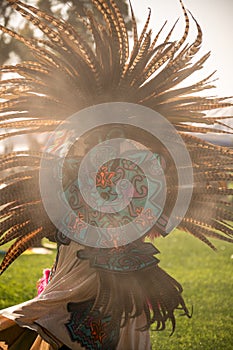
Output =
[{"x1": 0, "y1": 0, "x2": 131, "y2": 65}]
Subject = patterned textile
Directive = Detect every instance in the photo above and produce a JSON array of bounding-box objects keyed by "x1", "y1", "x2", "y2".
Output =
[
  {"x1": 63, "y1": 150, "x2": 165, "y2": 247},
  {"x1": 66, "y1": 300, "x2": 120, "y2": 349},
  {"x1": 77, "y1": 241, "x2": 159, "y2": 272}
]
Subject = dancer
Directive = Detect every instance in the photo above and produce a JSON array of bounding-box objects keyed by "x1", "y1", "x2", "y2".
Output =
[{"x1": 0, "y1": 0, "x2": 232, "y2": 349}]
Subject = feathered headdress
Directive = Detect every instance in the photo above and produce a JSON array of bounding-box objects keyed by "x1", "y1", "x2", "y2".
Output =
[{"x1": 0, "y1": 0, "x2": 232, "y2": 335}]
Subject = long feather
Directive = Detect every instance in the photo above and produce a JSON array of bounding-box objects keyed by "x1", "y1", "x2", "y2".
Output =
[{"x1": 0, "y1": 0, "x2": 232, "y2": 282}]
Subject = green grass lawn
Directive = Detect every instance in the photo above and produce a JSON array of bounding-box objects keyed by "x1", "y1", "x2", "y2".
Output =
[{"x1": 0, "y1": 231, "x2": 232, "y2": 350}]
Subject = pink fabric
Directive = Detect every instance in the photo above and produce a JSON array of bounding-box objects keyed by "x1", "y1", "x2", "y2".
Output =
[{"x1": 37, "y1": 269, "x2": 51, "y2": 295}]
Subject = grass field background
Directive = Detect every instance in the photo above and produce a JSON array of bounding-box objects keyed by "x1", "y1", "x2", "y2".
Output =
[{"x1": 0, "y1": 230, "x2": 232, "y2": 350}]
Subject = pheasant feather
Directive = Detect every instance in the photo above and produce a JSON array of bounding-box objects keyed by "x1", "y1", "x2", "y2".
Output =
[{"x1": 0, "y1": 0, "x2": 232, "y2": 277}]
